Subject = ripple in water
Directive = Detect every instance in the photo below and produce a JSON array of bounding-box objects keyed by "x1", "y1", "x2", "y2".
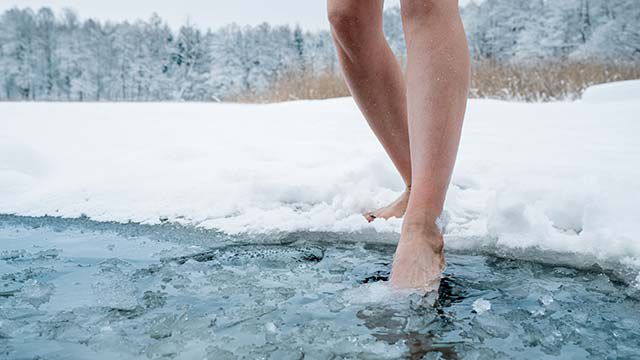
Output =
[{"x1": 0, "y1": 216, "x2": 639, "y2": 359}]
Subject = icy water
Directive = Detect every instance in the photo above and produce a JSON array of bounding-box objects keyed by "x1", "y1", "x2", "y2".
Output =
[{"x1": 1, "y1": 216, "x2": 639, "y2": 359}]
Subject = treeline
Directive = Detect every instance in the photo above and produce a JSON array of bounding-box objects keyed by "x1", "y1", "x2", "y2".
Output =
[
  {"x1": 0, "y1": 9, "x2": 337, "y2": 101},
  {"x1": 0, "y1": 0, "x2": 638, "y2": 102},
  {"x1": 462, "y1": 0, "x2": 640, "y2": 62}
]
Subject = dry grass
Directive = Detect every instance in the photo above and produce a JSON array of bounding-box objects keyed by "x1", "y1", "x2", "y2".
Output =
[
  {"x1": 230, "y1": 71, "x2": 350, "y2": 103},
  {"x1": 470, "y1": 60, "x2": 640, "y2": 101},
  {"x1": 237, "y1": 60, "x2": 640, "y2": 103}
]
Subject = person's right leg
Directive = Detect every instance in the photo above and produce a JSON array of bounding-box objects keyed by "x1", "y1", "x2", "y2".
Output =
[
  {"x1": 390, "y1": 0, "x2": 470, "y2": 291},
  {"x1": 327, "y1": 0, "x2": 412, "y2": 221}
]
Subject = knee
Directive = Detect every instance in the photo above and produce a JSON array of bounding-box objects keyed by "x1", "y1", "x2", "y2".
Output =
[
  {"x1": 400, "y1": 0, "x2": 458, "y2": 24},
  {"x1": 327, "y1": 3, "x2": 375, "y2": 42}
]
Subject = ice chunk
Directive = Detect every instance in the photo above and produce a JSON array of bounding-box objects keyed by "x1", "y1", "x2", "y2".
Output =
[
  {"x1": 166, "y1": 244, "x2": 324, "y2": 267},
  {"x1": 265, "y1": 322, "x2": 277, "y2": 333},
  {"x1": 472, "y1": 298, "x2": 491, "y2": 314},
  {"x1": 93, "y1": 278, "x2": 138, "y2": 311},
  {"x1": 539, "y1": 294, "x2": 554, "y2": 306},
  {"x1": 20, "y1": 279, "x2": 53, "y2": 308},
  {"x1": 147, "y1": 314, "x2": 176, "y2": 339}
]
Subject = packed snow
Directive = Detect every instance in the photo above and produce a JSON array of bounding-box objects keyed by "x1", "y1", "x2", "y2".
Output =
[
  {"x1": 580, "y1": 79, "x2": 640, "y2": 103},
  {"x1": 1, "y1": 80, "x2": 639, "y2": 271}
]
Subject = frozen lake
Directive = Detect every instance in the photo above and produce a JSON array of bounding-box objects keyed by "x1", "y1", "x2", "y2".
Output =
[{"x1": 1, "y1": 215, "x2": 639, "y2": 359}]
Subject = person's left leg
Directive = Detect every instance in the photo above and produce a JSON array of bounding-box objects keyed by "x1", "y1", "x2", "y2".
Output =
[
  {"x1": 327, "y1": 0, "x2": 412, "y2": 222},
  {"x1": 390, "y1": 0, "x2": 470, "y2": 290}
]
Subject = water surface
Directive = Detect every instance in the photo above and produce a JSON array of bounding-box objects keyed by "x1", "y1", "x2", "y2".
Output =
[{"x1": 1, "y1": 216, "x2": 638, "y2": 359}]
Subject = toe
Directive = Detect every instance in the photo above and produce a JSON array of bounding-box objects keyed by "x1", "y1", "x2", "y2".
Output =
[{"x1": 363, "y1": 212, "x2": 376, "y2": 223}]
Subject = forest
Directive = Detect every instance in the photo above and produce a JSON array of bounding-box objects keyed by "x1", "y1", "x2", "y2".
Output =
[{"x1": 0, "y1": 0, "x2": 638, "y2": 102}]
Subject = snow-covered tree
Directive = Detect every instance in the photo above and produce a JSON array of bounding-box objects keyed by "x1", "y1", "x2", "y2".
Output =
[
  {"x1": 0, "y1": 2, "x2": 637, "y2": 101},
  {"x1": 572, "y1": 0, "x2": 640, "y2": 60},
  {"x1": 0, "y1": 8, "x2": 38, "y2": 99},
  {"x1": 172, "y1": 23, "x2": 212, "y2": 100}
]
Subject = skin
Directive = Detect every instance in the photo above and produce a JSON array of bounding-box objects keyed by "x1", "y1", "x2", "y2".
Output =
[
  {"x1": 328, "y1": 0, "x2": 470, "y2": 291},
  {"x1": 327, "y1": 1, "x2": 412, "y2": 223}
]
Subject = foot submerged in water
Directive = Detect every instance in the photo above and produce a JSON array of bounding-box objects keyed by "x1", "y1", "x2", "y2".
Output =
[
  {"x1": 363, "y1": 188, "x2": 410, "y2": 223},
  {"x1": 390, "y1": 222, "x2": 445, "y2": 293}
]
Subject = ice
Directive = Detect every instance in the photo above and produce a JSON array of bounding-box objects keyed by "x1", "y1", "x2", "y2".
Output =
[
  {"x1": 2, "y1": 219, "x2": 640, "y2": 358},
  {"x1": 166, "y1": 244, "x2": 325, "y2": 267},
  {"x1": 342, "y1": 282, "x2": 403, "y2": 305},
  {"x1": 538, "y1": 294, "x2": 554, "y2": 306},
  {"x1": 265, "y1": 321, "x2": 277, "y2": 333},
  {"x1": 19, "y1": 279, "x2": 54, "y2": 309},
  {"x1": 472, "y1": 298, "x2": 491, "y2": 314},
  {"x1": 0, "y1": 225, "x2": 640, "y2": 359},
  {"x1": 267, "y1": 348, "x2": 304, "y2": 360},
  {"x1": 0, "y1": 248, "x2": 59, "y2": 263},
  {"x1": 92, "y1": 278, "x2": 138, "y2": 311},
  {"x1": 147, "y1": 314, "x2": 177, "y2": 340}
]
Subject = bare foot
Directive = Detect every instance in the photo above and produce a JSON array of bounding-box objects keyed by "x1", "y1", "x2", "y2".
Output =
[
  {"x1": 363, "y1": 188, "x2": 410, "y2": 223},
  {"x1": 390, "y1": 222, "x2": 445, "y2": 292}
]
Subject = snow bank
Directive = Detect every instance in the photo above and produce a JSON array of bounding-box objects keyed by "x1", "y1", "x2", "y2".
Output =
[
  {"x1": 1, "y1": 80, "x2": 639, "y2": 268},
  {"x1": 580, "y1": 79, "x2": 640, "y2": 103}
]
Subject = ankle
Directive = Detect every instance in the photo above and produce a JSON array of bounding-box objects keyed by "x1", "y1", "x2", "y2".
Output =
[
  {"x1": 403, "y1": 209, "x2": 441, "y2": 231},
  {"x1": 400, "y1": 219, "x2": 443, "y2": 250},
  {"x1": 402, "y1": 220, "x2": 441, "y2": 236}
]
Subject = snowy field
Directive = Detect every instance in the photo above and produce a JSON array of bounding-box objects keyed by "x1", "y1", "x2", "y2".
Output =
[{"x1": 1, "y1": 80, "x2": 640, "y2": 275}]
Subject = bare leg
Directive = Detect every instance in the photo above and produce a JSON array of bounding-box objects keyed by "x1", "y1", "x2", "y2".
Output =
[
  {"x1": 327, "y1": 0, "x2": 412, "y2": 221},
  {"x1": 390, "y1": 0, "x2": 470, "y2": 290}
]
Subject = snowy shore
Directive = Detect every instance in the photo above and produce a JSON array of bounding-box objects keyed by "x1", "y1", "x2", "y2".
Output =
[{"x1": 1, "y1": 80, "x2": 639, "y2": 270}]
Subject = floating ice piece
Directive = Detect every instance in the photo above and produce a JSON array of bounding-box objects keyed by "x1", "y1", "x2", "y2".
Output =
[
  {"x1": 473, "y1": 298, "x2": 491, "y2": 314},
  {"x1": 93, "y1": 277, "x2": 138, "y2": 310},
  {"x1": 342, "y1": 282, "x2": 399, "y2": 305},
  {"x1": 165, "y1": 244, "x2": 324, "y2": 266},
  {"x1": 20, "y1": 279, "x2": 54, "y2": 308},
  {"x1": 539, "y1": 294, "x2": 554, "y2": 306},
  {"x1": 265, "y1": 322, "x2": 277, "y2": 333}
]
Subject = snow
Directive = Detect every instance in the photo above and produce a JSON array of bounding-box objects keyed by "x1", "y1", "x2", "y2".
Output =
[
  {"x1": 581, "y1": 79, "x2": 640, "y2": 103},
  {"x1": 1, "y1": 80, "x2": 639, "y2": 269}
]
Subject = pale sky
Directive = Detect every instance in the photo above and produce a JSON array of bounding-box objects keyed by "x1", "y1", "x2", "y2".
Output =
[{"x1": 1, "y1": 0, "x2": 472, "y2": 31}]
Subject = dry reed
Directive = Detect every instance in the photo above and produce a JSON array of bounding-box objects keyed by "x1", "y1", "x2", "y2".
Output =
[{"x1": 233, "y1": 60, "x2": 640, "y2": 103}]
